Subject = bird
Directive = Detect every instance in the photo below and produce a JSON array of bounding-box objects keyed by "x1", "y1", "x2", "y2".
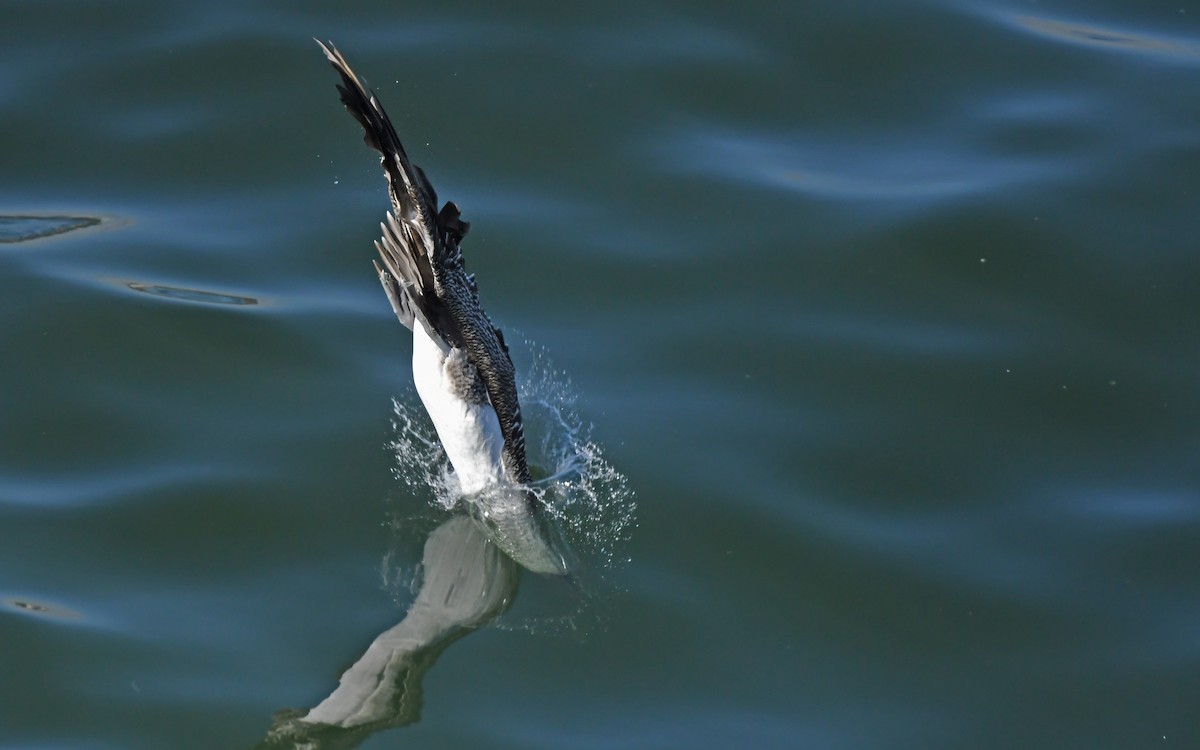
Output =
[{"x1": 318, "y1": 41, "x2": 567, "y2": 575}]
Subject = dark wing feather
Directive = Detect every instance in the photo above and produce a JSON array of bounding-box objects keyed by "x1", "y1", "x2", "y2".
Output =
[{"x1": 318, "y1": 39, "x2": 530, "y2": 485}]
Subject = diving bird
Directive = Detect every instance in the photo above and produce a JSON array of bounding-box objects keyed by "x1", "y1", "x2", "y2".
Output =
[
  {"x1": 318, "y1": 42, "x2": 566, "y2": 575},
  {"x1": 318, "y1": 40, "x2": 528, "y2": 496}
]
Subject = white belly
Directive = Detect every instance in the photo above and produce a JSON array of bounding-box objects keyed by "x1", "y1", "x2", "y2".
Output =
[
  {"x1": 411, "y1": 320, "x2": 506, "y2": 495},
  {"x1": 409, "y1": 321, "x2": 568, "y2": 575}
]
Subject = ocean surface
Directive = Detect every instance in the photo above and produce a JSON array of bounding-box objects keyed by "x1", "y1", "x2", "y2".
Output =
[{"x1": 2, "y1": 1, "x2": 1199, "y2": 748}]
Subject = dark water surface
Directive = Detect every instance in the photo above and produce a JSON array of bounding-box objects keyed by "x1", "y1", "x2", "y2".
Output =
[{"x1": 2, "y1": 1, "x2": 1199, "y2": 748}]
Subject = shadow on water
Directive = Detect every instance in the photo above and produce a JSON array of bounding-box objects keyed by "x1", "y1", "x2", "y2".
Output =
[{"x1": 255, "y1": 514, "x2": 522, "y2": 749}]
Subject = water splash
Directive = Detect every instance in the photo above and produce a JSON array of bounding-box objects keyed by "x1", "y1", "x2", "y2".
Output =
[
  {"x1": 514, "y1": 341, "x2": 638, "y2": 576},
  {"x1": 382, "y1": 339, "x2": 637, "y2": 633}
]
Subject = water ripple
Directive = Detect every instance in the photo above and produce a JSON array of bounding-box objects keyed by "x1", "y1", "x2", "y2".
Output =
[
  {"x1": 992, "y1": 8, "x2": 1200, "y2": 64},
  {"x1": 1, "y1": 596, "x2": 84, "y2": 623},
  {"x1": 660, "y1": 126, "x2": 1050, "y2": 204},
  {"x1": 0, "y1": 214, "x2": 104, "y2": 244},
  {"x1": 125, "y1": 282, "x2": 259, "y2": 306},
  {"x1": 580, "y1": 18, "x2": 769, "y2": 67}
]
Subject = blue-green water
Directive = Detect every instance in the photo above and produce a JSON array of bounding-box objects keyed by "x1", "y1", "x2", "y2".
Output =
[{"x1": 2, "y1": 1, "x2": 1199, "y2": 748}]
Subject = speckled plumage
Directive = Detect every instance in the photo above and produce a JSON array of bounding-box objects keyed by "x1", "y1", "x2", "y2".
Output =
[{"x1": 318, "y1": 40, "x2": 531, "y2": 486}]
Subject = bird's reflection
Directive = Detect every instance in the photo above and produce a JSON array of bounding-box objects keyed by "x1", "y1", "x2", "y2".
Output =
[{"x1": 257, "y1": 514, "x2": 521, "y2": 749}]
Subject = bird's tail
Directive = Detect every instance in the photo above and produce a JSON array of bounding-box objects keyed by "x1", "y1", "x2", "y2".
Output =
[{"x1": 317, "y1": 39, "x2": 469, "y2": 338}]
